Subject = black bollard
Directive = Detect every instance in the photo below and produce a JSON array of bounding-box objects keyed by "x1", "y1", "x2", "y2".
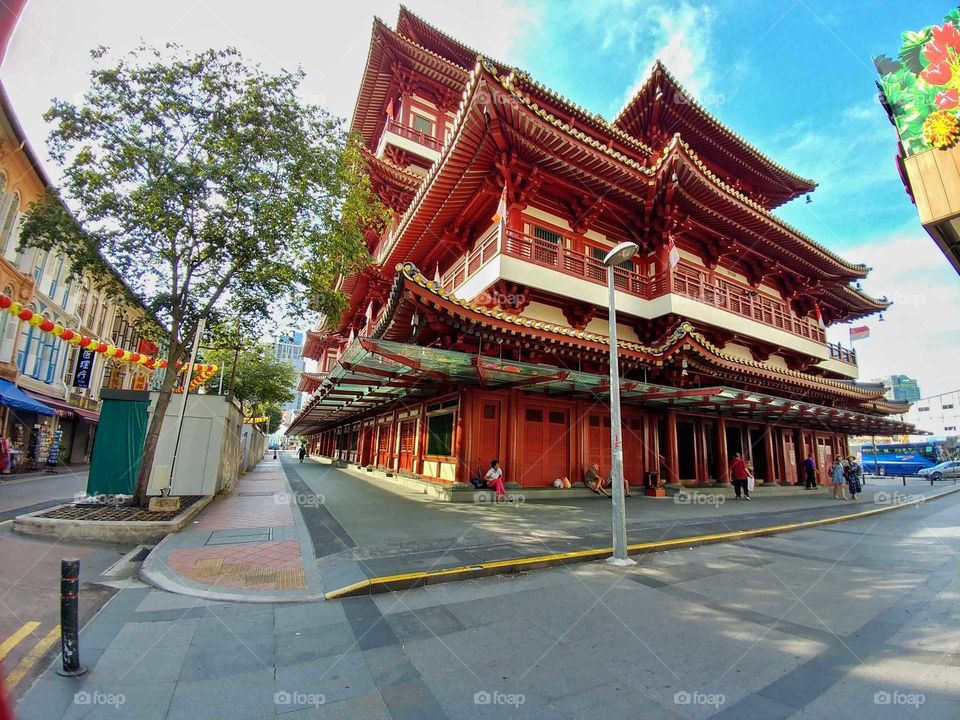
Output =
[{"x1": 56, "y1": 558, "x2": 86, "y2": 677}]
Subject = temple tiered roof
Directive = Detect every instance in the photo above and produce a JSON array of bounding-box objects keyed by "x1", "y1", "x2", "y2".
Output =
[{"x1": 613, "y1": 61, "x2": 817, "y2": 208}]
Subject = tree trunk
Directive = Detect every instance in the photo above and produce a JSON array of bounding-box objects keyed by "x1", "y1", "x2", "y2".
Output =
[{"x1": 132, "y1": 347, "x2": 184, "y2": 506}]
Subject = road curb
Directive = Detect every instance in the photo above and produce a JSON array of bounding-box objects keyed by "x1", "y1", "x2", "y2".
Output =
[{"x1": 324, "y1": 484, "x2": 960, "y2": 599}]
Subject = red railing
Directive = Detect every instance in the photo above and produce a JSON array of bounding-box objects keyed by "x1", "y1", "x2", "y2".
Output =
[
  {"x1": 502, "y1": 228, "x2": 657, "y2": 298},
  {"x1": 673, "y1": 266, "x2": 828, "y2": 345},
  {"x1": 442, "y1": 227, "x2": 500, "y2": 289},
  {"x1": 827, "y1": 342, "x2": 857, "y2": 365},
  {"x1": 383, "y1": 119, "x2": 441, "y2": 151},
  {"x1": 437, "y1": 228, "x2": 851, "y2": 363}
]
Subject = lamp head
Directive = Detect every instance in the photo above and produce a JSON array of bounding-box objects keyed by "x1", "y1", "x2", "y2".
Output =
[{"x1": 603, "y1": 241, "x2": 639, "y2": 267}]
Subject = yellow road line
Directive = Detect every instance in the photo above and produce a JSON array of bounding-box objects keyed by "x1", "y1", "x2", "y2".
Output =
[
  {"x1": 325, "y1": 485, "x2": 960, "y2": 599},
  {"x1": 0, "y1": 621, "x2": 40, "y2": 662},
  {"x1": 4, "y1": 625, "x2": 60, "y2": 692}
]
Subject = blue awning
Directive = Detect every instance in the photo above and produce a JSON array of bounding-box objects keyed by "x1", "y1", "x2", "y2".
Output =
[{"x1": 0, "y1": 378, "x2": 56, "y2": 416}]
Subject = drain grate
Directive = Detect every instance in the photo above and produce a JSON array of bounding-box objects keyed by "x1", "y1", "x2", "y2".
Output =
[{"x1": 237, "y1": 491, "x2": 277, "y2": 497}]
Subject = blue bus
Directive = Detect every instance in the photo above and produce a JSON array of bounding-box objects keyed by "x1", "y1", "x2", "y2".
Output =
[{"x1": 860, "y1": 441, "x2": 943, "y2": 476}]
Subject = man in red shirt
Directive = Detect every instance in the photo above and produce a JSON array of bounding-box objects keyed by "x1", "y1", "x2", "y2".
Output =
[{"x1": 730, "y1": 452, "x2": 751, "y2": 500}]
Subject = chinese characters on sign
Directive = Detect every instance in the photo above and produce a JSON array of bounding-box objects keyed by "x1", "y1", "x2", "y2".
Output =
[{"x1": 73, "y1": 349, "x2": 95, "y2": 389}]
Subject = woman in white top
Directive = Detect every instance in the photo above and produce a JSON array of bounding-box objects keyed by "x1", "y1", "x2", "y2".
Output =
[{"x1": 484, "y1": 459, "x2": 506, "y2": 500}]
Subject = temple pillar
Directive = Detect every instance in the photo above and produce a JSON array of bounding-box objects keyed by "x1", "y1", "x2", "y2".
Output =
[
  {"x1": 664, "y1": 409, "x2": 680, "y2": 488},
  {"x1": 714, "y1": 415, "x2": 731, "y2": 486},
  {"x1": 640, "y1": 414, "x2": 663, "y2": 496},
  {"x1": 695, "y1": 420, "x2": 710, "y2": 485},
  {"x1": 655, "y1": 236, "x2": 676, "y2": 295},
  {"x1": 762, "y1": 423, "x2": 778, "y2": 485}
]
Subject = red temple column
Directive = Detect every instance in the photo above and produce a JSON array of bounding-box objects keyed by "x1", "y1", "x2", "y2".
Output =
[
  {"x1": 664, "y1": 409, "x2": 680, "y2": 487},
  {"x1": 454, "y1": 395, "x2": 467, "y2": 484},
  {"x1": 714, "y1": 416, "x2": 731, "y2": 486},
  {"x1": 762, "y1": 423, "x2": 778, "y2": 485}
]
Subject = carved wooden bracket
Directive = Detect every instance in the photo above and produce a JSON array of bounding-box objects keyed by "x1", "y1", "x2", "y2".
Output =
[
  {"x1": 383, "y1": 145, "x2": 411, "y2": 169},
  {"x1": 568, "y1": 194, "x2": 605, "y2": 235},
  {"x1": 561, "y1": 301, "x2": 597, "y2": 331}
]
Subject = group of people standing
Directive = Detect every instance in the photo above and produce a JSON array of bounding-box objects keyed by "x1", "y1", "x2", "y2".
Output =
[{"x1": 803, "y1": 452, "x2": 862, "y2": 500}]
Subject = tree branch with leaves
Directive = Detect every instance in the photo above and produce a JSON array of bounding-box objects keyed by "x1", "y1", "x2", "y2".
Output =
[{"x1": 20, "y1": 44, "x2": 388, "y2": 504}]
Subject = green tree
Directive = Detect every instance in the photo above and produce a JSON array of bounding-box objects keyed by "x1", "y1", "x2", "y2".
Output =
[
  {"x1": 21, "y1": 45, "x2": 387, "y2": 504},
  {"x1": 264, "y1": 404, "x2": 283, "y2": 435},
  {"x1": 206, "y1": 342, "x2": 296, "y2": 411}
]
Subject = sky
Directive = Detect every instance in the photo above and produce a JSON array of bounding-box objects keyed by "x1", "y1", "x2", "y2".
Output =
[{"x1": 1, "y1": 0, "x2": 958, "y2": 397}]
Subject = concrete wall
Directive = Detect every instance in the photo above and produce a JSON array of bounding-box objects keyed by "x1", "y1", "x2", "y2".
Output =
[
  {"x1": 145, "y1": 393, "x2": 245, "y2": 497},
  {"x1": 240, "y1": 424, "x2": 267, "y2": 474}
]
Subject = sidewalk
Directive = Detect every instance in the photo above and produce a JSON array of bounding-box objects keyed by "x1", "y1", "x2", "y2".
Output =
[
  {"x1": 139, "y1": 452, "x2": 960, "y2": 602},
  {"x1": 0, "y1": 463, "x2": 89, "y2": 484},
  {"x1": 140, "y1": 456, "x2": 324, "y2": 602}
]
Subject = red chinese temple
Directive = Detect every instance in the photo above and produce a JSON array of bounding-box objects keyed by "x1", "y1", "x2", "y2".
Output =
[{"x1": 288, "y1": 8, "x2": 914, "y2": 489}]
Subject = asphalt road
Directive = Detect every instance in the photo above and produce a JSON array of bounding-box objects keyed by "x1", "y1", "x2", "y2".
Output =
[
  {"x1": 0, "y1": 471, "x2": 134, "y2": 702},
  {"x1": 14, "y1": 476, "x2": 960, "y2": 719}
]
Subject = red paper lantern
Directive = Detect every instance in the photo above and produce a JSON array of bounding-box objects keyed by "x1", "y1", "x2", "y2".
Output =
[
  {"x1": 18, "y1": 308, "x2": 32, "y2": 321},
  {"x1": 79, "y1": 336, "x2": 91, "y2": 347},
  {"x1": 130, "y1": 353, "x2": 140, "y2": 363},
  {"x1": 97, "y1": 343, "x2": 107, "y2": 353},
  {"x1": 0, "y1": 296, "x2": 10, "y2": 309},
  {"x1": 62, "y1": 329, "x2": 75, "y2": 341},
  {"x1": 40, "y1": 319, "x2": 54, "y2": 332}
]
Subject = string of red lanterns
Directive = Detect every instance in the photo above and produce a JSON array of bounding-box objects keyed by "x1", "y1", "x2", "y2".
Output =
[{"x1": 0, "y1": 293, "x2": 217, "y2": 384}]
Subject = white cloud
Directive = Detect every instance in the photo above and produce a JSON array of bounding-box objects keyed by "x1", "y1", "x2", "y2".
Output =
[
  {"x1": 0, "y1": 0, "x2": 536, "y2": 181},
  {"x1": 617, "y1": 1, "x2": 716, "y2": 110},
  {"x1": 827, "y1": 228, "x2": 960, "y2": 398}
]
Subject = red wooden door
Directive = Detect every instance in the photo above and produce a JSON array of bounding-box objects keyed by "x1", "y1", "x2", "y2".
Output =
[
  {"x1": 519, "y1": 406, "x2": 568, "y2": 486},
  {"x1": 587, "y1": 412, "x2": 612, "y2": 476},
  {"x1": 475, "y1": 399, "x2": 502, "y2": 477},
  {"x1": 622, "y1": 415, "x2": 645, "y2": 486},
  {"x1": 818, "y1": 438, "x2": 834, "y2": 483},
  {"x1": 782, "y1": 432, "x2": 798, "y2": 485},
  {"x1": 398, "y1": 420, "x2": 416, "y2": 473},
  {"x1": 360, "y1": 426, "x2": 374, "y2": 466},
  {"x1": 376, "y1": 424, "x2": 392, "y2": 467}
]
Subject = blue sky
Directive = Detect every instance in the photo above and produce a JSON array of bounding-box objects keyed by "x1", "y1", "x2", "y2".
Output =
[{"x1": 2, "y1": 0, "x2": 957, "y2": 399}]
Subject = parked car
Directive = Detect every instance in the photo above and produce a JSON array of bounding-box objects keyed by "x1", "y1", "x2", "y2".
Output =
[{"x1": 918, "y1": 460, "x2": 960, "y2": 481}]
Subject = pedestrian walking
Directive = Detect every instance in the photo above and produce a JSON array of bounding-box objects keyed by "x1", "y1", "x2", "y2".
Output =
[
  {"x1": 846, "y1": 455, "x2": 862, "y2": 500},
  {"x1": 831, "y1": 458, "x2": 848, "y2": 500},
  {"x1": 803, "y1": 453, "x2": 817, "y2": 489},
  {"x1": 730, "y1": 452, "x2": 751, "y2": 500},
  {"x1": 298, "y1": 445, "x2": 306, "y2": 463}
]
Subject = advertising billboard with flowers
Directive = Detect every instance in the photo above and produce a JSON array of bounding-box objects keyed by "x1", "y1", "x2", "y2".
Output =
[{"x1": 876, "y1": 7, "x2": 960, "y2": 155}]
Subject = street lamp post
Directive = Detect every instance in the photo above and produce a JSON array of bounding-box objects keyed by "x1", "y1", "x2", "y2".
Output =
[{"x1": 603, "y1": 241, "x2": 639, "y2": 566}]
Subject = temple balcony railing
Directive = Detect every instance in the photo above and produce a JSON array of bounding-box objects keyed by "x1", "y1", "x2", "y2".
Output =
[
  {"x1": 376, "y1": 118, "x2": 442, "y2": 163},
  {"x1": 672, "y1": 265, "x2": 827, "y2": 345},
  {"x1": 827, "y1": 341, "x2": 857, "y2": 366},
  {"x1": 439, "y1": 227, "x2": 849, "y2": 363}
]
